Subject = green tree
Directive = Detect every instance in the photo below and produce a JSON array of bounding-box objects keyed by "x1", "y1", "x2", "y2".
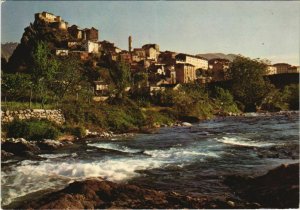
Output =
[
  {"x1": 228, "y1": 56, "x2": 272, "y2": 112},
  {"x1": 282, "y1": 84, "x2": 299, "y2": 110},
  {"x1": 1, "y1": 72, "x2": 32, "y2": 103},
  {"x1": 109, "y1": 60, "x2": 131, "y2": 99},
  {"x1": 31, "y1": 41, "x2": 59, "y2": 107},
  {"x1": 51, "y1": 56, "x2": 83, "y2": 101}
]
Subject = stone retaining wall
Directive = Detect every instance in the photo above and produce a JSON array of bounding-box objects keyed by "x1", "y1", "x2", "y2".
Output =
[{"x1": 1, "y1": 109, "x2": 65, "y2": 124}]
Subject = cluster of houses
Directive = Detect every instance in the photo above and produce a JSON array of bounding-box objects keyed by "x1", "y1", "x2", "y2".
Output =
[{"x1": 36, "y1": 12, "x2": 300, "y2": 96}]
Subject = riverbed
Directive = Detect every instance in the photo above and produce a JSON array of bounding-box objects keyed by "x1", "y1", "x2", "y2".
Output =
[{"x1": 1, "y1": 111, "x2": 299, "y2": 207}]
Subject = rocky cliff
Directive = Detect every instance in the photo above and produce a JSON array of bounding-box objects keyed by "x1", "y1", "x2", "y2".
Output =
[{"x1": 6, "y1": 17, "x2": 72, "y2": 73}]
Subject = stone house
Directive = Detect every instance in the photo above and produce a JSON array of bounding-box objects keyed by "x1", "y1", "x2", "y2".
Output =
[
  {"x1": 142, "y1": 44, "x2": 160, "y2": 61},
  {"x1": 287, "y1": 66, "x2": 300, "y2": 73},
  {"x1": 84, "y1": 41, "x2": 99, "y2": 53},
  {"x1": 175, "y1": 63, "x2": 196, "y2": 83},
  {"x1": 176, "y1": 53, "x2": 208, "y2": 70},
  {"x1": 273, "y1": 63, "x2": 291, "y2": 74},
  {"x1": 55, "y1": 49, "x2": 69, "y2": 56},
  {"x1": 133, "y1": 48, "x2": 146, "y2": 59},
  {"x1": 68, "y1": 25, "x2": 99, "y2": 42},
  {"x1": 158, "y1": 51, "x2": 178, "y2": 65},
  {"x1": 83, "y1": 27, "x2": 99, "y2": 42}
]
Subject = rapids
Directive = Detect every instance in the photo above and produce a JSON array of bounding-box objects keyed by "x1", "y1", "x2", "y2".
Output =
[{"x1": 1, "y1": 112, "x2": 299, "y2": 206}]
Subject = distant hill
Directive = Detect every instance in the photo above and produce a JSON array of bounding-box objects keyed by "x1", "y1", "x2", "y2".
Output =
[
  {"x1": 1, "y1": 42, "x2": 18, "y2": 61},
  {"x1": 196, "y1": 53, "x2": 239, "y2": 61}
]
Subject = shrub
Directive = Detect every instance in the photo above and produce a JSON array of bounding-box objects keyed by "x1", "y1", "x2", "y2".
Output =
[
  {"x1": 6, "y1": 119, "x2": 60, "y2": 140},
  {"x1": 70, "y1": 126, "x2": 86, "y2": 138}
]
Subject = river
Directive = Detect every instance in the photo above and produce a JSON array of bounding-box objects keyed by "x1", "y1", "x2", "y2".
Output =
[{"x1": 1, "y1": 112, "x2": 299, "y2": 207}]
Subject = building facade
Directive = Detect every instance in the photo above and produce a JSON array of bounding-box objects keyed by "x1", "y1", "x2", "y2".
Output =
[
  {"x1": 273, "y1": 63, "x2": 291, "y2": 74},
  {"x1": 35, "y1": 11, "x2": 68, "y2": 30},
  {"x1": 175, "y1": 53, "x2": 208, "y2": 70},
  {"x1": 84, "y1": 41, "x2": 99, "y2": 53},
  {"x1": 175, "y1": 63, "x2": 196, "y2": 83}
]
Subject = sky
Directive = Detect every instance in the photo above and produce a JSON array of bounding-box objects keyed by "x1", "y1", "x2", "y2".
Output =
[{"x1": 1, "y1": 1, "x2": 299, "y2": 65}]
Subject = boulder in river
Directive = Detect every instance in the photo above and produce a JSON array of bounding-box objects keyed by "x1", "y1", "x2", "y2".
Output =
[
  {"x1": 1, "y1": 138, "x2": 40, "y2": 156},
  {"x1": 181, "y1": 122, "x2": 193, "y2": 127},
  {"x1": 224, "y1": 163, "x2": 299, "y2": 208}
]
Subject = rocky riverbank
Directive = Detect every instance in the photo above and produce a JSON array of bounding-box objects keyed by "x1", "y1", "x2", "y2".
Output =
[
  {"x1": 8, "y1": 163, "x2": 298, "y2": 209},
  {"x1": 225, "y1": 163, "x2": 299, "y2": 208}
]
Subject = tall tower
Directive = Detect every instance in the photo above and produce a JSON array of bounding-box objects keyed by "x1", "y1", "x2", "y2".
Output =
[{"x1": 128, "y1": 36, "x2": 132, "y2": 52}]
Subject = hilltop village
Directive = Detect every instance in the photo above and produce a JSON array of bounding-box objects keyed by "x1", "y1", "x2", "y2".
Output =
[{"x1": 23, "y1": 12, "x2": 298, "y2": 94}]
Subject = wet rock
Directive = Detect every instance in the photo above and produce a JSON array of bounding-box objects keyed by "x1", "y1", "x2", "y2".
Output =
[
  {"x1": 37, "y1": 139, "x2": 68, "y2": 150},
  {"x1": 1, "y1": 138, "x2": 40, "y2": 156},
  {"x1": 1, "y1": 150, "x2": 14, "y2": 159},
  {"x1": 227, "y1": 200, "x2": 235, "y2": 207},
  {"x1": 256, "y1": 144, "x2": 299, "y2": 159},
  {"x1": 16, "y1": 178, "x2": 236, "y2": 209},
  {"x1": 181, "y1": 122, "x2": 193, "y2": 127},
  {"x1": 224, "y1": 163, "x2": 299, "y2": 208}
]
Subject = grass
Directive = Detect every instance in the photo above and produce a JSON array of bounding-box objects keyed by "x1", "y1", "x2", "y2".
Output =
[{"x1": 1, "y1": 101, "x2": 56, "y2": 111}]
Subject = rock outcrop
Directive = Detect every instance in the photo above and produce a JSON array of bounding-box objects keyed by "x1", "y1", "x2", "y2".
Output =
[
  {"x1": 15, "y1": 178, "x2": 243, "y2": 209},
  {"x1": 6, "y1": 15, "x2": 71, "y2": 73},
  {"x1": 225, "y1": 163, "x2": 299, "y2": 208}
]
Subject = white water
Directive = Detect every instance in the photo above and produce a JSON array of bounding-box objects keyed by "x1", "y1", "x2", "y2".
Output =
[
  {"x1": 216, "y1": 136, "x2": 274, "y2": 147},
  {"x1": 2, "y1": 143, "x2": 221, "y2": 206},
  {"x1": 3, "y1": 112, "x2": 297, "y2": 207},
  {"x1": 87, "y1": 142, "x2": 142, "y2": 153},
  {"x1": 2, "y1": 156, "x2": 163, "y2": 206}
]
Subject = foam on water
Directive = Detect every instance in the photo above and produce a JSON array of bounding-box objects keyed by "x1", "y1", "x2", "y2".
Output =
[
  {"x1": 2, "y1": 141, "x2": 221, "y2": 206},
  {"x1": 1, "y1": 156, "x2": 163, "y2": 206},
  {"x1": 87, "y1": 142, "x2": 141, "y2": 153},
  {"x1": 38, "y1": 153, "x2": 70, "y2": 159},
  {"x1": 144, "y1": 146, "x2": 220, "y2": 162},
  {"x1": 216, "y1": 136, "x2": 274, "y2": 147}
]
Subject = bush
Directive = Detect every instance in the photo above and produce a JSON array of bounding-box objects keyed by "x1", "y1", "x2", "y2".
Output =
[
  {"x1": 144, "y1": 109, "x2": 175, "y2": 126},
  {"x1": 5, "y1": 119, "x2": 60, "y2": 140},
  {"x1": 70, "y1": 126, "x2": 86, "y2": 138}
]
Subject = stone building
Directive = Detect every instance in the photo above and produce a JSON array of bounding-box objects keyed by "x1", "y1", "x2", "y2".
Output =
[
  {"x1": 287, "y1": 66, "x2": 300, "y2": 73},
  {"x1": 100, "y1": 40, "x2": 120, "y2": 53},
  {"x1": 175, "y1": 63, "x2": 196, "y2": 83},
  {"x1": 158, "y1": 51, "x2": 178, "y2": 65},
  {"x1": 133, "y1": 48, "x2": 146, "y2": 60},
  {"x1": 35, "y1": 11, "x2": 68, "y2": 30},
  {"x1": 273, "y1": 63, "x2": 291, "y2": 74},
  {"x1": 142, "y1": 44, "x2": 160, "y2": 61},
  {"x1": 55, "y1": 49, "x2": 69, "y2": 56},
  {"x1": 175, "y1": 53, "x2": 208, "y2": 70},
  {"x1": 84, "y1": 41, "x2": 99, "y2": 53},
  {"x1": 68, "y1": 25, "x2": 99, "y2": 41},
  {"x1": 84, "y1": 27, "x2": 98, "y2": 42}
]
